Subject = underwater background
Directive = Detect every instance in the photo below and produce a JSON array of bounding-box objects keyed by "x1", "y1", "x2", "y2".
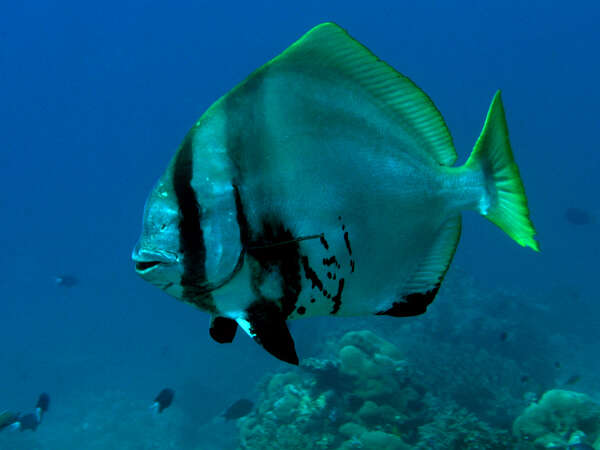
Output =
[{"x1": 0, "y1": 1, "x2": 598, "y2": 449}]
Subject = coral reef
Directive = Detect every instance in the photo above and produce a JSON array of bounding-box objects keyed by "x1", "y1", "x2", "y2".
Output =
[
  {"x1": 238, "y1": 330, "x2": 512, "y2": 449},
  {"x1": 513, "y1": 389, "x2": 600, "y2": 448}
]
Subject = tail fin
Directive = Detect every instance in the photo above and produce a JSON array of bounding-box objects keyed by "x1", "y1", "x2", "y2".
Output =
[{"x1": 465, "y1": 91, "x2": 539, "y2": 251}]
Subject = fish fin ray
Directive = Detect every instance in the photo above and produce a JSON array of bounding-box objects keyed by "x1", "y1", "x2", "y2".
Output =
[
  {"x1": 271, "y1": 22, "x2": 457, "y2": 165},
  {"x1": 238, "y1": 301, "x2": 299, "y2": 365},
  {"x1": 465, "y1": 91, "x2": 539, "y2": 251},
  {"x1": 377, "y1": 215, "x2": 461, "y2": 316}
]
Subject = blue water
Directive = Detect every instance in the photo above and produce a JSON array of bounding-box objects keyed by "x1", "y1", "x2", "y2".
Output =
[{"x1": 1, "y1": 1, "x2": 598, "y2": 449}]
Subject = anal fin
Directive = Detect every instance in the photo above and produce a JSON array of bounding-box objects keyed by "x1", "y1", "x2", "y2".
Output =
[
  {"x1": 237, "y1": 300, "x2": 299, "y2": 365},
  {"x1": 377, "y1": 215, "x2": 461, "y2": 317}
]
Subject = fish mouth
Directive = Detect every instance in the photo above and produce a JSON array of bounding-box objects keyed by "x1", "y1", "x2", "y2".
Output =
[
  {"x1": 132, "y1": 247, "x2": 178, "y2": 273},
  {"x1": 135, "y1": 261, "x2": 163, "y2": 272}
]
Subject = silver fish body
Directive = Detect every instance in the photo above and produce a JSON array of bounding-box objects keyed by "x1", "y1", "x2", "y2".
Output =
[{"x1": 132, "y1": 23, "x2": 538, "y2": 364}]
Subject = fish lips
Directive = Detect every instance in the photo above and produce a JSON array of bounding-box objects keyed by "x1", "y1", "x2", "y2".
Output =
[{"x1": 132, "y1": 248, "x2": 179, "y2": 274}]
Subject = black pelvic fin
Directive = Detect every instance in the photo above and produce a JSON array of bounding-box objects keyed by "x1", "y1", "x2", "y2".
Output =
[
  {"x1": 247, "y1": 300, "x2": 299, "y2": 365},
  {"x1": 209, "y1": 316, "x2": 238, "y2": 344}
]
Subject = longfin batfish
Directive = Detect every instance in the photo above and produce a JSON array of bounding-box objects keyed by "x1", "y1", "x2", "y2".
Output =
[{"x1": 132, "y1": 23, "x2": 539, "y2": 365}]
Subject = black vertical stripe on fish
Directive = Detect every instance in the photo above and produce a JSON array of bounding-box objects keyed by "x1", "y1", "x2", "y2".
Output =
[
  {"x1": 173, "y1": 135, "x2": 214, "y2": 312},
  {"x1": 247, "y1": 219, "x2": 302, "y2": 319},
  {"x1": 222, "y1": 63, "x2": 264, "y2": 268},
  {"x1": 376, "y1": 283, "x2": 440, "y2": 317},
  {"x1": 226, "y1": 73, "x2": 308, "y2": 321},
  {"x1": 223, "y1": 66, "x2": 267, "y2": 174},
  {"x1": 331, "y1": 278, "x2": 345, "y2": 314}
]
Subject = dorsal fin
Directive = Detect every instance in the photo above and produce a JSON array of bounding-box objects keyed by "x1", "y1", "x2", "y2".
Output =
[{"x1": 269, "y1": 22, "x2": 457, "y2": 166}]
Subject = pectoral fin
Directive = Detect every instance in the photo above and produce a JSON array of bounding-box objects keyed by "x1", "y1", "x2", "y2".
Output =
[
  {"x1": 236, "y1": 301, "x2": 299, "y2": 365},
  {"x1": 209, "y1": 316, "x2": 238, "y2": 343}
]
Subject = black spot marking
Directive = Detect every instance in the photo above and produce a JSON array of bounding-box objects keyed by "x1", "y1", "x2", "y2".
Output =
[
  {"x1": 310, "y1": 298, "x2": 316, "y2": 303},
  {"x1": 209, "y1": 317, "x2": 238, "y2": 343},
  {"x1": 297, "y1": 306, "x2": 306, "y2": 315},
  {"x1": 331, "y1": 278, "x2": 345, "y2": 314},
  {"x1": 323, "y1": 289, "x2": 328, "y2": 297},
  {"x1": 376, "y1": 284, "x2": 440, "y2": 317},
  {"x1": 343, "y1": 231, "x2": 352, "y2": 256},
  {"x1": 327, "y1": 272, "x2": 332, "y2": 279},
  {"x1": 301, "y1": 256, "x2": 323, "y2": 292},
  {"x1": 342, "y1": 224, "x2": 346, "y2": 231},
  {"x1": 319, "y1": 235, "x2": 329, "y2": 250},
  {"x1": 323, "y1": 256, "x2": 338, "y2": 267},
  {"x1": 173, "y1": 134, "x2": 214, "y2": 312},
  {"x1": 350, "y1": 260, "x2": 355, "y2": 273},
  {"x1": 338, "y1": 215, "x2": 342, "y2": 221}
]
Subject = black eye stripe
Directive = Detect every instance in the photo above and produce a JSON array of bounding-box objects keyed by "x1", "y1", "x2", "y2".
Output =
[{"x1": 173, "y1": 134, "x2": 215, "y2": 312}]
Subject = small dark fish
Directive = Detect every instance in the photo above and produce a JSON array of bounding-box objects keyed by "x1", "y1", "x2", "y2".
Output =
[
  {"x1": 54, "y1": 274, "x2": 78, "y2": 287},
  {"x1": 554, "y1": 361, "x2": 561, "y2": 369},
  {"x1": 565, "y1": 374, "x2": 581, "y2": 385},
  {"x1": 520, "y1": 375, "x2": 530, "y2": 383},
  {"x1": 152, "y1": 388, "x2": 175, "y2": 413},
  {"x1": 499, "y1": 331, "x2": 508, "y2": 342},
  {"x1": 565, "y1": 207, "x2": 595, "y2": 225},
  {"x1": 223, "y1": 399, "x2": 254, "y2": 421},
  {"x1": 35, "y1": 393, "x2": 50, "y2": 423}
]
